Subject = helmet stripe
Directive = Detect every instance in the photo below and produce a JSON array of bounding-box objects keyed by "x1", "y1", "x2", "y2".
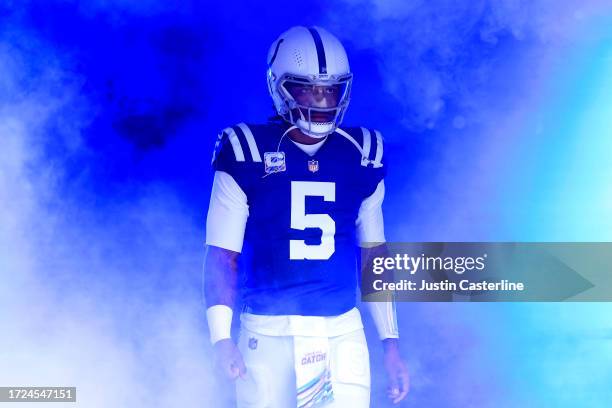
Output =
[
  {"x1": 268, "y1": 38, "x2": 284, "y2": 67},
  {"x1": 308, "y1": 27, "x2": 327, "y2": 74}
]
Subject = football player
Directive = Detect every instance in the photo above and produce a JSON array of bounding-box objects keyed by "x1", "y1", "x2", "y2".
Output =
[{"x1": 204, "y1": 26, "x2": 409, "y2": 407}]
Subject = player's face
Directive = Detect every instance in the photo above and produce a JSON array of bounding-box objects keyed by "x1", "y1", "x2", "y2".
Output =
[{"x1": 284, "y1": 82, "x2": 343, "y2": 122}]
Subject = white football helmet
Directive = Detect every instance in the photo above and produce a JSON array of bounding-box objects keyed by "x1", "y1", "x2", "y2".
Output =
[{"x1": 267, "y1": 26, "x2": 353, "y2": 138}]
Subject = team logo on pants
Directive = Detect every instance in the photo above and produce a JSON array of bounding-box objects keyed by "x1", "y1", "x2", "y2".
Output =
[{"x1": 248, "y1": 337, "x2": 258, "y2": 350}]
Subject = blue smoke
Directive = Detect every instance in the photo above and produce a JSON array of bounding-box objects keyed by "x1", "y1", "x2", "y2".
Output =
[{"x1": 1, "y1": 1, "x2": 611, "y2": 407}]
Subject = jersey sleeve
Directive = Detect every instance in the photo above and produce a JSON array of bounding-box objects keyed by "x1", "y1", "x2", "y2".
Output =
[
  {"x1": 205, "y1": 171, "x2": 249, "y2": 252},
  {"x1": 361, "y1": 127, "x2": 387, "y2": 191},
  {"x1": 211, "y1": 128, "x2": 241, "y2": 177},
  {"x1": 366, "y1": 300, "x2": 399, "y2": 339},
  {"x1": 356, "y1": 179, "x2": 386, "y2": 247},
  {"x1": 211, "y1": 123, "x2": 263, "y2": 192},
  {"x1": 207, "y1": 123, "x2": 263, "y2": 252}
]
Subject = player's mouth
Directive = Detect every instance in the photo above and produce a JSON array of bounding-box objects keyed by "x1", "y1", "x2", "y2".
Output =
[{"x1": 310, "y1": 113, "x2": 333, "y2": 122}]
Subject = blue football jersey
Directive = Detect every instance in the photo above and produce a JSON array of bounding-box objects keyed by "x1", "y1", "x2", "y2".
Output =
[{"x1": 211, "y1": 122, "x2": 385, "y2": 316}]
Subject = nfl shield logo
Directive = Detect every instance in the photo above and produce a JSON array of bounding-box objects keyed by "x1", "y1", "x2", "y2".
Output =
[
  {"x1": 308, "y1": 159, "x2": 319, "y2": 173},
  {"x1": 248, "y1": 337, "x2": 258, "y2": 350}
]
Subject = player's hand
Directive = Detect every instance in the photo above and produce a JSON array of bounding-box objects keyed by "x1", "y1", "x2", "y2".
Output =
[
  {"x1": 213, "y1": 339, "x2": 247, "y2": 380},
  {"x1": 382, "y1": 338, "x2": 409, "y2": 404}
]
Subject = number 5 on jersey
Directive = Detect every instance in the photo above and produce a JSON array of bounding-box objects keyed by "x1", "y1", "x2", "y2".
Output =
[{"x1": 289, "y1": 181, "x2": 336, "y2": 260}]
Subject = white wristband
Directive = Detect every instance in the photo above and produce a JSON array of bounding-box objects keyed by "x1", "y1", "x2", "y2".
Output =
[
  {"x1": 206, "y1": 305, "x2": 233, "y2": 345},
  {"x1": 367, "y1": 301, "x2": 399, "y2": 340}
]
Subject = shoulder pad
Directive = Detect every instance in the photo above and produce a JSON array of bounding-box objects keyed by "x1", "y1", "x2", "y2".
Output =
[
  {"x1": 214, "y1": 122, "x2": 262, "y2": 164},
  {"x1": 335, "y1": 127, "x2": 384, "y2": 168}
]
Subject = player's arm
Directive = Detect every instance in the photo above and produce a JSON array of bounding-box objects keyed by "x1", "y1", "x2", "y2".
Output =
[
  {"x1": 204, "y1": 245, "x2": 246, "y2": 380},
  {"x1": 357, "y1": 179, "x2": 409, "y2": 404},
  {"x1": 357, "y1": 180, "x2": 399, "y2": 341},
  {"x1": 204, "y1": 245, "x2": 239, "y2": 336},
  {"x1": 204, "y1": 170, "x2": 249, "y2": 380}
]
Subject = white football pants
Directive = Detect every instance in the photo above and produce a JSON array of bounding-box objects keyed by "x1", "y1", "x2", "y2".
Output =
[{"x1": 236, "y1": 326, "x2": 370, "y2": 408}]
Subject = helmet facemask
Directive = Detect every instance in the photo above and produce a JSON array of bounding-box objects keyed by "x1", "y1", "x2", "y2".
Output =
[{"x1": 272, "y1": 72, "x2": 353, "y2": 138}]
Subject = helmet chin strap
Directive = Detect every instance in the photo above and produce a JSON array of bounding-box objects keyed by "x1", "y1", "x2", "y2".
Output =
[
  {"x1": 295, "y1": 119, "x2": 334, "y2": 138},
  {"x1": 294, "y1": 107, "x2": 334, "y2": 138}
]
